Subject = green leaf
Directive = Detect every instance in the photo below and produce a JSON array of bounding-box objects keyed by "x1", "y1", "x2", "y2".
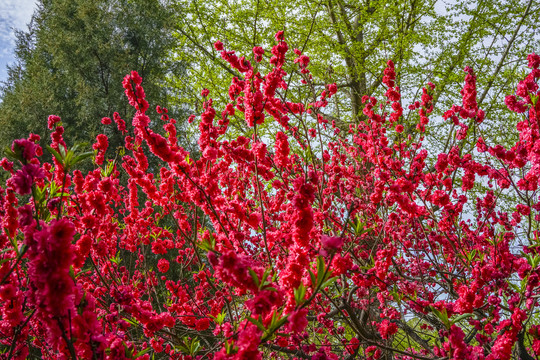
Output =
[
  {"x1": 74, "y1": 151, "x2": 94, "y2": 164},
  {"x1": 294, "y1": 283, "x2": 306, "y2": 304},
  {"x1": 3, "y1": 146, "x2": 20, "y2": 161},
  {"x1": 46, "y1": 145, "x2": 64, "y2": 164},
  {"x1": 533, "y1": 255, "x2": 540, "y2": 269},
  {"x1": 17, "y1": 244, "x2": 27, "y2": 258},
  {"x1": 531, "y1": 94, "x2": 539, "y2": 106},
  {"x1": 248, "y1": 268, "x2": 260, "y2": 288},
  {"x1": 70, "y1": 142, "x2": 89, "y2": 153},
  {"x1": 102, "y1": 160, "x2": 116, "y2": 177},
  {"x1": 246, "y1": 316, "x2": 266, "y2": 332},
  {"x1": 0, "y1": 257, "x2": 14, "y2": 266},
  {"x1": 321, "y1": 276, "x2": 337, "y2": 289},
  {"x1": 308, "y1": 269, "x2": 316, "y2": 287},
  {"x1": 520, "y1": 277, "x2": 528, "y2": 292},
  {"x1": 272, "y1": 316, "x2": 288, "y2": 333},
  {"x1": 430, "y1": 306, "x2": 450, "y2": 329},
  {"x1": 355, "y1": 217, "x2": 364, "y2": 235},
  {"x1": 0, "y1": 245, "x2": 15, "y2": 255},
  {"x1": 110, "y1": 253, "x2": 122, "y2": 265},
  {"x1": 175, "y1": 342, "x2": 190, "y2": 354},
  {"x1": 122, "y1": 342, "x2": 132, "y2": 358},
  {"x1": 123, "y1": 317, "x2": 140, "y2": 326},
  {"x1": 58, "y1": 145, "x2": 67, "y2": 158},
  {"x1": 189, "y1": 339, "x2": 200, "y2": 355},
  {"x1": 269, "y1": 310, "x2": 279, "y2": 328},
  {"x1": 134, "y1": 347, "x2": 152, "y2": 358},
  {"x1": 264, "y1": 310, "x2": 286, "y2": 338},
  {"x1": 64, "y1": 150, "x2": 74, "y2": 167},
  {"x1": 451, "y1": 313, "x2": 473, "y2": 325},
  {"x1": 215, "y1": 311, "x2": 226, "y2": 325},
  {"x1": 9, "y1": 236, "x2": 18, "y2": 254},
  {"x1": 316, "y1": 256, "x2": 325, "y2": 285},
  {"x1": 224, "y1": 340, "x2": 235, "y2": 355},
  {"x1": 509, "y1": 282, "x2": 521, "y2": 292},
  {"x1": 259, "y1": 267, "x2": 271, "y2": 288}
]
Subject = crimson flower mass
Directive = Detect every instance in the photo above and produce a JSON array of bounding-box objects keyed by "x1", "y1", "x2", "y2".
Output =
[{"x1": 2, "y1": 31, "x2": 540, "y2": 360}]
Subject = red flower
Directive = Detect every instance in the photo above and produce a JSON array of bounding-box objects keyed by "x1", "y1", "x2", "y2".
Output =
[
  {"x1": 320, "y1": 235, "x2": 344, "y2": 256},
  {"x1": 195, "y1": 318, "x2": 210, "y2": 331},
  {"x1": 12, "y1": 139, "x2": 37, "y2": 161},
  {"x1": 377, "y1": 319, "x2": 398, "y2": 339},
  {"x1": 157, "y1": 259, "x2": 170, "y2": 273},
  {"x1": 286, "y1": 308, "x2": 308, "y2": 334},
  {"x1": 214, "y1": 41, "x2": 224, "y2": 51},
  {"x1": 10, "y1": 164, "x2": 44, "y2": 195},
  {"x1": 47, "y1": 115, "x2": 61, "y2": 129}
]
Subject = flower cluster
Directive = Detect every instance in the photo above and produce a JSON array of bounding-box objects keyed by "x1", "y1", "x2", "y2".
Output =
[{"x1": 1, "y1": 31, "x2": 540, "y2": 360}]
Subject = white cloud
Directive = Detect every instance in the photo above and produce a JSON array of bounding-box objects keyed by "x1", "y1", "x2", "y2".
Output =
[
  {"x1": 0, "y1": 0, "x2": 37, "y2": 31},
  {"x1": 0, "y1": 0, "x2": 38, "y2": 81}
]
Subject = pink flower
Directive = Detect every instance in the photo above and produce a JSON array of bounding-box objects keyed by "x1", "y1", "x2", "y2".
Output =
[
  {"x1": 130, "y1": 70, "x2": 142, "y2": 85},
  {"x1": 133, "y1": 113, "x2": 150, "y2": 128},
  {"x1": 487, "y1": 333, "x2": 514, "y2": 360},
  {"x1": 382, "y1": 60, "x2": 396, "y2": 88},
  {"x1": 246, "y1": 290, "x2": 283, "y2": 315},
  {"x1": 18, "y1": 204, "x2": 34, "y2": 227},
  {"x1": 29, "y1": 219, "x2": 76, "y2": 319},
  {"x1": 47, "y1": 115, "x2": 61, "y2": 129},
  {"x1": 430, "y1": 189, "x2": 450, "y2": 207},
  {"x1": 516, "y1": 204, "x2": 531, "y2": 216},
  {"x1": 377, "y1": 319, "x2": 398, "y2": 339},
  {"x1": 528, "y1": 53, "x2": 540, "y2": 69},
  {"x1": 328, "y1": 83, "x2": 337, "y2": 96},
  {"x1": 93, "y1": 134, "x2": 109, "y2": 165},
  {"x1": 253, "y1": 46, "x2": 264, "y2": 62},
  {"x1": 195, "y1": 318, "x2": 210, "y2": 331},
  {"x1": 235, "y1": 322, "x2": 263, "y2": 359},
  {"x1": 114, "y1": 112, "x2": 127, "y2": 133},
  {"x1": 321, "y1": 235, "x2": 344, "y2": 255},
  {"x1": 505, "y1": 95, "x2": 528, "y2": 113},
  {"x1": 157, "y1": 259, "x2": 170, "y2": 273},
  {"x1": 10, "y1": 163, "x2": 45, "y2": 195},
  {"x1": 11, "y1": 168, "x2": 33, "y2": 195},
  {"x1": 203, "y1": 147, "x2": 218, "y2": 162},
  {"x1": 0, "y1": 157, "x2": 13, "y2": 172},
  {"x1": 294, "y1": 54, "x2": 310, "y2": 69},
  {"x1": 435, "y1": 153, "x2": 449, "y2": 173},
  {"x1": 12, "y1": 139, "x2": 37, "y2": 161},
  {"x1": 214, "y1": 41, "x2": 224, "y2": 51},
  {"x1": 286, "y1": 308, "x2": 308, "y2": 333}
]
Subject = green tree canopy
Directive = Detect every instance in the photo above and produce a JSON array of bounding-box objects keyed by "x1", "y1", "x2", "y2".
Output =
[
  {"x1": 0, "y1": 0, "x2": 179, "y2": 152},
  {"x1": 171, "y1": 0, "x2": 540, "y2": 149}
]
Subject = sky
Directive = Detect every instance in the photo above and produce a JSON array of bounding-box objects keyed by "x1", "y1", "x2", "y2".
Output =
[{"x1": 0, "y1": 0, "x2": 38, "y2": 83}]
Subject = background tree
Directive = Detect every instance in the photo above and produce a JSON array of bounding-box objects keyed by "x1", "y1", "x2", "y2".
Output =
[
  {"x1": 0, "y1": 0, "x2": 181, "y2": 153},
  {"x1": 170, "y1": 0, "x2": 540, "y2": 145}
]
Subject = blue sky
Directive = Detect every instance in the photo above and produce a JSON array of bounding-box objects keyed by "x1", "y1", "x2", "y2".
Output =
[{"x1": 0, "y1": 0, "x2": 38, "y2": 83}]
